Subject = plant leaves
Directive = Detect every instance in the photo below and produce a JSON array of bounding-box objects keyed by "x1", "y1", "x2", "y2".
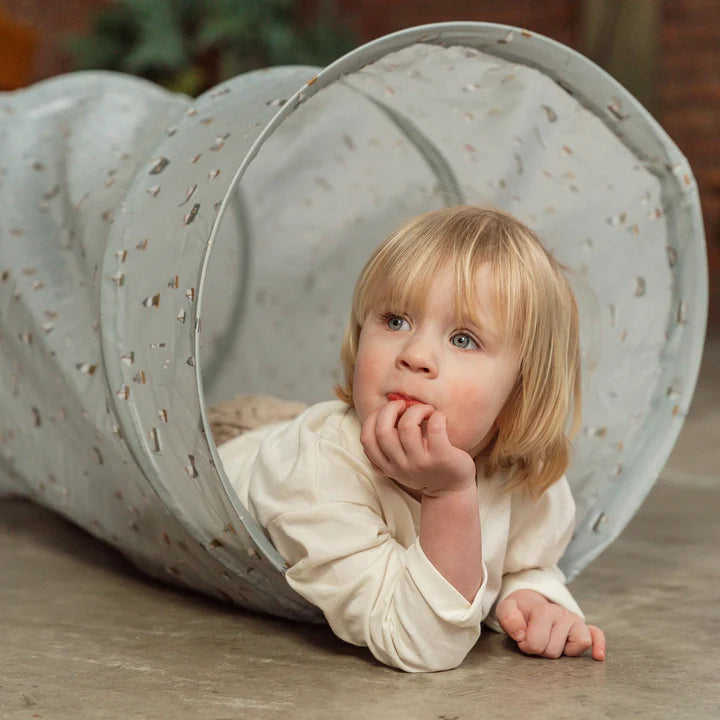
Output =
[
  {"x1": 65, "y1": 0, "x2": 359, "y2": 94},
  {"x1": 260, "y1": 21, "x2": 306, "y2": 65},
  {"x1": 64, "y1": 4, "x2": 138, "y2": 70},
  {"x1": 121, "y1": 0, "x2": 190, "y2": 72}
]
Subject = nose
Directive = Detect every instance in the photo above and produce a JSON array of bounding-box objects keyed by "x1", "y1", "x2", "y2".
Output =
[{"x1": 396, "y1": 336, "x2": 438, "y2": 377}]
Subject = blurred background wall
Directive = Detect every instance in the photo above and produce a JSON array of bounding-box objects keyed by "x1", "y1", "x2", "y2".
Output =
[{"x1": 1, "y1": 0, "x2": 717, "y2": 330}]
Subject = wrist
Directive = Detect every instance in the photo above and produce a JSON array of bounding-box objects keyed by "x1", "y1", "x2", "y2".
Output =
[
  {"x1": 421, "y1": 476, "x2": 477, "y2": 500},
  {"x1": 506, "y1": 588, "x2": 551, "y2": 607}
]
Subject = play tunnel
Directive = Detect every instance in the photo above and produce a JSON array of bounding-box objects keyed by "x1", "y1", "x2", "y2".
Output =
[{"x1": 0, "y1": 23, "x2": 706, "y2": 621}]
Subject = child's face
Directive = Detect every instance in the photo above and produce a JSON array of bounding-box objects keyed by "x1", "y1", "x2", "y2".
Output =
[{"x1": 352, "y1": 263, "x2": 520, "y2": 458}]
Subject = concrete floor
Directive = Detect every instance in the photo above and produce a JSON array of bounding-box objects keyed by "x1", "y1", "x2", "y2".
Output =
[{"x1": 2, "y1": 341, "x2": 719, "y2": 720}]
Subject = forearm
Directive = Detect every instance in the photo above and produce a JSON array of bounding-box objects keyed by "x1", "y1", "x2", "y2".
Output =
[
  {"x1": 419, "y1": 483, "x2": 483, "y2": 603},
  {"x1": 276, "y1": 505, "x2": 485, "y2": 672}
]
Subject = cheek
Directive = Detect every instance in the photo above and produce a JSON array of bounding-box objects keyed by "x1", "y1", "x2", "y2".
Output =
[
  {"x1": 352, "y1": 345, "x2": 383, "y2": 419},
  {"x1": 463, "y1": 394, "x2": 496, "y2": 429},
  {"x1": 353, "y1": 346, "x2": 373, "y2": 391},
  {"x1": 449, "y1": 374, "x2": 493, "y2": 414},
  {"x1": 443, "y1": 385, "x2": 491, "y2": 446},
  {"x1": 444, "y1": 371, "x2": 517, "y2": 450}
]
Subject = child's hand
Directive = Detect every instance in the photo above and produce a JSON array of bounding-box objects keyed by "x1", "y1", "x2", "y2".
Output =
[
  {"x1": 495, "y1": 588, "x2": 606, "y2": 661},
  {"x1": 360, "y1": 399, "x2": 477, "y2": 497}
]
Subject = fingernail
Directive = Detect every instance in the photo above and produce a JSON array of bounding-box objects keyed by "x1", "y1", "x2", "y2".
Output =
[{"x1": 514, "y1": 630, "x2": 525, "y2": 642}]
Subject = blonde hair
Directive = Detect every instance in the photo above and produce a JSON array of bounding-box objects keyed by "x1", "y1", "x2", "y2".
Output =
[{"x1": 334, "y1": 206, "x2": 581, "y2": 497}]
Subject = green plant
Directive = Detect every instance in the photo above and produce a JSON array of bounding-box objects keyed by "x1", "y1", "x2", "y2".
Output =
[{"x1": 66, "y1": 0, "x2": 359, "y2": 96}]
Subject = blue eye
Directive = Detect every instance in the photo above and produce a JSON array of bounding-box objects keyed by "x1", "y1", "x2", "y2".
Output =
[
  {"x1": 451, "y1": 332, "x2": 479, "y2": 350},
  {"x1": 384, "y1": 314, "x2": 410, "y2": 331}
]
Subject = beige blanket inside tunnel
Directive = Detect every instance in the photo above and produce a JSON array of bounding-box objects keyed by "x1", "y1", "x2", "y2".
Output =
[{"x1": 207, "y1": 395, "x2": 308, "y2": 446}]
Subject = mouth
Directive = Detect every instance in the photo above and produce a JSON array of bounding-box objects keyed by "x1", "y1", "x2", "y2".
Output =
[{"x1": 387, "y1": 392, "x2": 423, "y2": 407}]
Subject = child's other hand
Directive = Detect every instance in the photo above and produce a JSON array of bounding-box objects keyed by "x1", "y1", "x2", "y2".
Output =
[
  {"x1": 495, "y1": 588, "x2": 606, "y2": 661},
  {"x1": 360, "y1": 399, "x2": 476, "y2": 497}
]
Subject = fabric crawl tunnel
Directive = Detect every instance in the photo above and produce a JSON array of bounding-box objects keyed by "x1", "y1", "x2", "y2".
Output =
[{"x1": 0, "y1": 23, "x2": 707, "y2": 622}]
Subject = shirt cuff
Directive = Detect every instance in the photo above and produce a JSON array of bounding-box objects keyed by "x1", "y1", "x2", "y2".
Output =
[
  {"x1": 484, "y1": 567, "x2": 584, "y2": 634},
  {"x1": 405, "y1": 539, "x2": 487, "y2": 628}
]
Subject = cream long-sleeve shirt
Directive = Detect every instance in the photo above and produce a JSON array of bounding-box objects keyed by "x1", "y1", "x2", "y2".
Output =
[{"x1": 218, "y1": 400, "x2": 583, "y2": 673}]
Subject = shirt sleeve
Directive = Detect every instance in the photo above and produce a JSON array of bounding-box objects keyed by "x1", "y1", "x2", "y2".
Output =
[
  {"x1": 268, "y1": 500, "x2": 488, "y2": 673},
  {"x1": 483, "y1": 476, "x2": 584, "y2": 634}
]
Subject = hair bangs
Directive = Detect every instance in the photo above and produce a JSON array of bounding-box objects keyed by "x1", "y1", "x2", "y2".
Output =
[
  {"x1": 457, "y1": 242, "x2": 520, "y2": 353},
  {"x1": 354, "y1": 227, "x2": 455, "y2": 323}
]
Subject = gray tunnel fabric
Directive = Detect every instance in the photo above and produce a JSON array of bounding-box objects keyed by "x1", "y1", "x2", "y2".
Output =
[{"x1": 0, "y1": 23, "x2": 707, "y2": 621}]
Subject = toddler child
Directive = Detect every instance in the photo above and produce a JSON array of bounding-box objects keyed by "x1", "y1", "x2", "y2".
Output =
[{"x1": 216, "y1": 205, "x2": 606, "y2": 672}]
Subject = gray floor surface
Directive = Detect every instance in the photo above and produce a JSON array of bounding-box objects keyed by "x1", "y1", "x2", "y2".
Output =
[{"x1": 2, "y1": 340, "x2": 719, "y2": 720}]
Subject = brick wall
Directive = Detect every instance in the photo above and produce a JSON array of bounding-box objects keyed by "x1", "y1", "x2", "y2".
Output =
[
  {"x1": 334, "y1": 0, "x2": 580, "y2": 47},
  {"x1": 659, "y1": 0, "x2": 720, "y2": 329},
  {"x1": 0, "y1": 0, "x2": 108, "y2": 86}
]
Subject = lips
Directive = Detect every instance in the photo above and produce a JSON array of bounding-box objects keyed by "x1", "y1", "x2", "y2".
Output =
[{"x1": 387, "y1": 392, "x2": 423, "y2": 407}]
